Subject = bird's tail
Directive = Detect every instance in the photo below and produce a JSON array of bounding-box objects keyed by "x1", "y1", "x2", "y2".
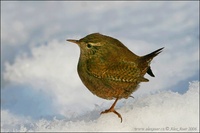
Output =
[
  {"x1": 140, "y1": 47, "x2": 164, "y2": 77},
  {"x1": 142, "y1": 47, "x2": 164, "y2": 63}
]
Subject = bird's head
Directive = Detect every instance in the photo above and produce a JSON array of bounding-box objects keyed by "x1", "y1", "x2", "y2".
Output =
[{"x1": 67, "y1": 33, "x2": 126, "y2": 57}]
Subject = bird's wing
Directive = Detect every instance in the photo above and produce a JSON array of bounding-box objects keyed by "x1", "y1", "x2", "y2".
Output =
[{"x1": 87, "y1": 61, "x2": 149, "y2": 83}]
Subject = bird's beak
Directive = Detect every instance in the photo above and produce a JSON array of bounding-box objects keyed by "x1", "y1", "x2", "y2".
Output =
[{"x1": 66, "y1": 39, "x2": 79, "y2": 44}]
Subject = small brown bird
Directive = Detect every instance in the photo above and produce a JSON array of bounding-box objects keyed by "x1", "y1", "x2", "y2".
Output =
[{"x1": 67, "y1": 33, "x2": 163, "y2": 122}]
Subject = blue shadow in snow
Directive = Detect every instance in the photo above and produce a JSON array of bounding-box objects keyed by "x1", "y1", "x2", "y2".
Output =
[{"x1": 1, "y1": 84, "x2": 64, "y2": 120}]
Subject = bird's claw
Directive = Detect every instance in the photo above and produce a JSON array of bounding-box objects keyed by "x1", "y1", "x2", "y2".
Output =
[{"x1": 100, "y1": 109, "x2": 123, "y2": 123}]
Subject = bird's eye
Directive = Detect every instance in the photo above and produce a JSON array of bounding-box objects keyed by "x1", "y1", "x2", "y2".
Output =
[{"x1": 87, "y1": 43, "x2": 92, "y2": 48}]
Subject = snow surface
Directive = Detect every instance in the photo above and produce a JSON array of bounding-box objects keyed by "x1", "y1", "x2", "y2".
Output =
[
  {"x1": 1, "y1": 1, "x2": 199, "y2": 132},
  {"x1": 1, "y1": 81, "x2": 199, "y2": 132}
]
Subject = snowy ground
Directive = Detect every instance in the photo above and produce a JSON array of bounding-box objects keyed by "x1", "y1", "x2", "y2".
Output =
[
  {"x1": 1, "y1": 1, "x2": 199, "y2": 132},
  {"x1": 1, "y1": 81, "x2": 199, "y2": 132}
]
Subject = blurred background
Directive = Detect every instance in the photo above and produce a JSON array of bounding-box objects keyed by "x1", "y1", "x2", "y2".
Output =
[{"x1": 1, "y1": 1, "x2": 199, "y2": 125}]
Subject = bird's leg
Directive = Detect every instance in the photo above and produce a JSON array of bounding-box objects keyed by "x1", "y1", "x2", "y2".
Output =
[{"x1": 100, "y1": 98, "x2": 122, "y2": 122}]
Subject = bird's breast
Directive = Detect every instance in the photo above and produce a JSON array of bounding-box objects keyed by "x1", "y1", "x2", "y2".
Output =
[{"x1": 77, "y1": 57, "x2": 141, "y2": 100}]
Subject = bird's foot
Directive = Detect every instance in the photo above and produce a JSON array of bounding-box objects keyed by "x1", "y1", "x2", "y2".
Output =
[
  {"x1": 100, "y1": 98, "x2": 123, "y2": 122},
  {"x1": 100, "y1": 108, "x2": 123, "y2": 123}
]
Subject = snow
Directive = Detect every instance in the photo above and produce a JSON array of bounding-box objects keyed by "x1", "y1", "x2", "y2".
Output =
[
  {"x1": 1, "y1": 81, "x2": 199, "y2": 132},
  {"x1": 1, "y1": 1, "x2": 199, "y2": 132}
]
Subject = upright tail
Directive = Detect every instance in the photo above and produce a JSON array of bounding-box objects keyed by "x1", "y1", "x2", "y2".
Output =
[
  {"x1": 142, "y1": 47, "x2": 164, "y2": 63},
  {"x1": 140, "y1": 47, "x2": 164, "y2": 77}
]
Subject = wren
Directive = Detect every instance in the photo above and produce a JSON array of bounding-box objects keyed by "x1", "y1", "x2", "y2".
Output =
[{"x1": 67, "y1": 33, "x2": 164, "y2": 122}]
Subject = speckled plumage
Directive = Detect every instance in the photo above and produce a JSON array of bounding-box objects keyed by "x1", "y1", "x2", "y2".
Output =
[{"x1": 67, "y1": 33, "x2": 163, "y2": 122}]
